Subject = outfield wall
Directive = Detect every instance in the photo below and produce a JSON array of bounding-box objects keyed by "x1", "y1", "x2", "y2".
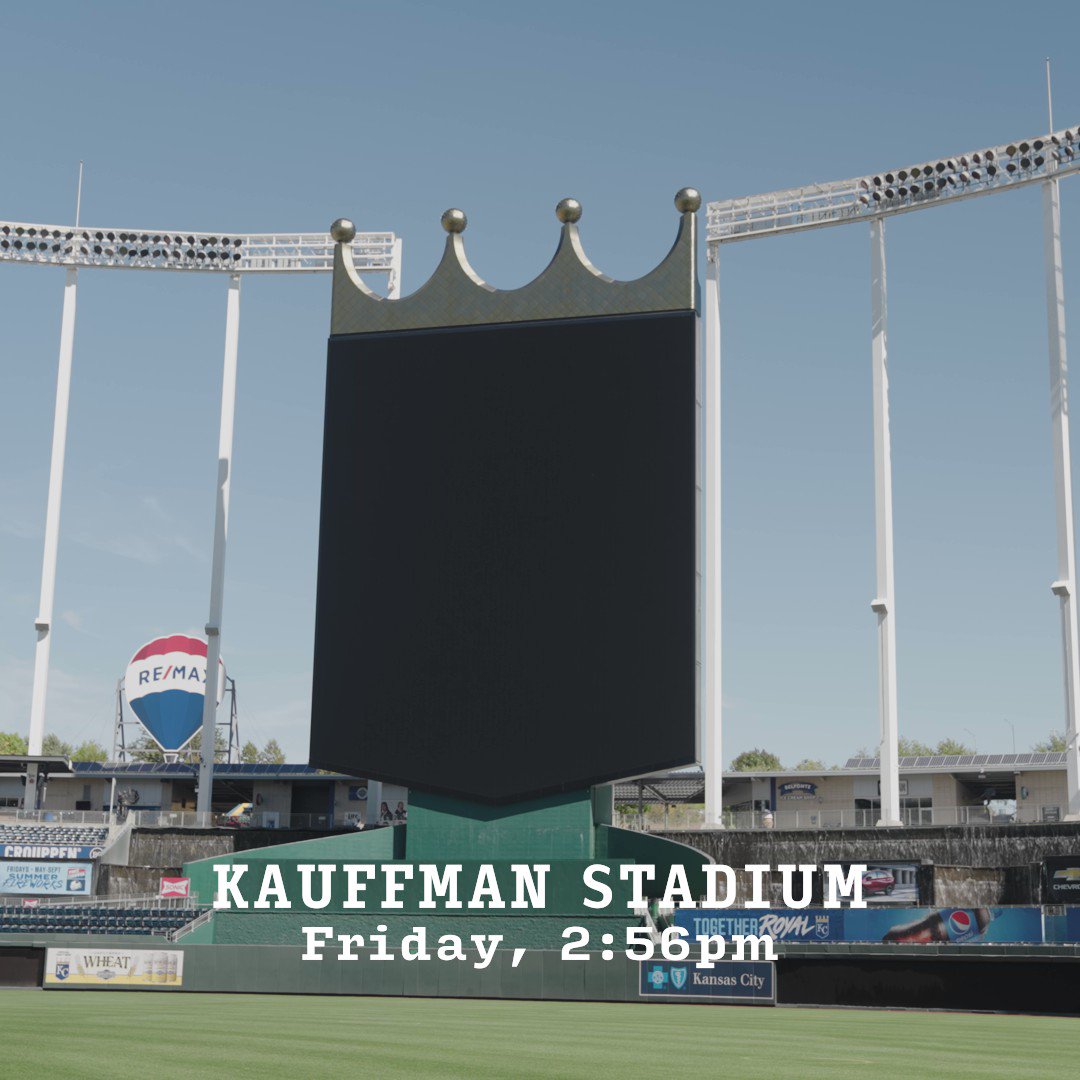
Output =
[{"x1": 7, "y1": 940, "x2": 1080, "y2": 1013}]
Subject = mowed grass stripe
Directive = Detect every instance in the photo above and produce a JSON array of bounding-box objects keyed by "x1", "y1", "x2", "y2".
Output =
[{"x1": 1, "y1": 991, "x2": 1075, "y2": 1079}]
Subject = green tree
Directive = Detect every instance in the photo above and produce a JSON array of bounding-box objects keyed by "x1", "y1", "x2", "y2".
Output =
[
  {"x1": 792, "y1": 758, "x2": 828, "y2": 771},
  {"x1": 240, "y1": 740, "x2": 260, "y2": 764},
  {"x1": 933, "y1": 738, "x2": 973, "y2": 756},
  {"x1": 897, "y1": 737, "x2": 934, "y2": 757},
  {"x1": 41, "y1": 733, "x2": 73, "y2": 757},
  {"x1": 1034, "y1": 731, "x2": 1066, "y2": 752},
  {"x1": 258, "y1": 738, "x2": 286, "y2": 765},
  {"x1": 128, "y1": 736, "x2": 164, "y2": 763},
  {"x1": 0, "y1": 732, "x2": 28, "y2": 755},
  {"x1": 730, "y1": 748, "x2": 782, "y2": 772},
  {"x1": 71, "y1": 740, "x2": 108, "y2": 762}
]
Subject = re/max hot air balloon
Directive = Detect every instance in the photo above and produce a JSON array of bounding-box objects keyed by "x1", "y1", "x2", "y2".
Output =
[{"x1": 123, "y1": 634, "x2": 225, "y2": 752}]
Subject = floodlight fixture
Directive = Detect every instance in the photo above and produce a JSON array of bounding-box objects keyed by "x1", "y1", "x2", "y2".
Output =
[
  {"x1": 708, "y1": 121, "x2": 1080, "y2": 244},
  {"x1": 0, "y1": 219, "x2": 400, "y2": 279}
]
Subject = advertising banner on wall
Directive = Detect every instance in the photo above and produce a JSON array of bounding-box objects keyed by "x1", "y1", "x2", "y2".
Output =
[
  {"x1": 677, "y1": 906, "x2": 1044, "y2": 944},
  {"x1": 842, "y1": 907, "x2": 1043, "y2": 943},
  {"x1": 1043, "y1": 856, "x2": 1080, "y2": 904},
  {"x1": 676, "y1": 909, "x2": 844, "y2": 942},
  {"x1": 809, "y1": 862, "x2": 922, "y2": 905},
  {"x1": 159, "y1": 876, "x2": 190, "y2": 898},
  {"x1": 854, "y1": 862, "x2": 920, "y2": 904},
  {"x1": 639, "y1": 960, "x2": 775, "y2": 1003},
  {"x1": 1, "y1": 843, "x2": 104, "y2": 860},
  {"x1": 1064, "y1": 909, "x2": 1080, "y2": 941},
  {"x1": 0, "y1": 861, "x2": 92, "y2": 896},
  {"x1": 44, "y1": 948, "x2": 184, "y2": 988}
]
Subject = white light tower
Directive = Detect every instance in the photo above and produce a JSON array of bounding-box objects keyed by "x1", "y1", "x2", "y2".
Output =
[
  {"x1": 702, "y1": 247, "x2": 723, "y2": 825},
  {"x1": 2, "y1": 212, "x2": 401, "y2": 812},
  {"x1": 708, "y1": 120, "x2": 1080, "y2": 826}
]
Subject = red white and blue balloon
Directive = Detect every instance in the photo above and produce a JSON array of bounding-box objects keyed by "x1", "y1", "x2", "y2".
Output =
[{"x1": 124, "y1": 634, "x2": 225, "y2": 752}]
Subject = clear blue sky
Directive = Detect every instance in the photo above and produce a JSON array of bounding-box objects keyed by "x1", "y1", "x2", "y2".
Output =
[{"x1": 2, "y1": 0, "x2": 1079, "y2": 765}]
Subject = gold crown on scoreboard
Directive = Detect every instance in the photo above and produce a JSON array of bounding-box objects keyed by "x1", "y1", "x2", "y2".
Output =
[{"x1": 329, "y1": 189, "x2": 700, "y2": 335}]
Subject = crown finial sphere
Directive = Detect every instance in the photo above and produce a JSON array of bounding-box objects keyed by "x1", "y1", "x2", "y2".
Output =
[
  {"x1": 330, "y1": 217, "x2": 356, "y2": 243},
  {"x1": 674, "y1": 188, "x2": 701, "y2": 213},
  {"x1": 555, "y1": 198, "x2": 582, "y2": 224},
  {"x1": 441, "y1": 208, "x2": 467, "y2": 234}
]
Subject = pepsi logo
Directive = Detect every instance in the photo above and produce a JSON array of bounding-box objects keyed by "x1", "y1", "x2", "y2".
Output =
[{"x1": 948, "y1": 910, "x2": 971, "y2": 934}]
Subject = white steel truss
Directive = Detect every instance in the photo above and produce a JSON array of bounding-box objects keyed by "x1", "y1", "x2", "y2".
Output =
[
  {"x1": 708, "y1": 122, "x2": 1080, "y2": 244},
  {"x1": 0, "y1": 220, "x2": 399, "y2": 286}
]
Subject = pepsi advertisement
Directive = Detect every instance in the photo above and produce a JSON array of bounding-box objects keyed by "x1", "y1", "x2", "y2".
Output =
[{"x1": 842, "y1": 907, "x2": 1044, "y2": 944}]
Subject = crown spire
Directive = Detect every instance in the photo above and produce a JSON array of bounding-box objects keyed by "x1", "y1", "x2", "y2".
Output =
[{"x1": 330, "y1": 191, "x2": 698, "y2": 335}]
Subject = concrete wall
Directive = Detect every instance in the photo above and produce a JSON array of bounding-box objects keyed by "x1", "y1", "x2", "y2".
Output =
[
  {"x1": 252, "y1": 782, "x2": 292, "y2": 821},
  {"x1": 660, "y1": 822, "x2": 1080, "y2": 905},
  {"x1": 1016, "y1": 770, "x2": 1069, "y2": 822},
  {"x1": 331, "y1": 781, "x2": 408, "y2": 827},
  {"x1": 128, "y1": 828, "x2": 358, "y2": 879}
]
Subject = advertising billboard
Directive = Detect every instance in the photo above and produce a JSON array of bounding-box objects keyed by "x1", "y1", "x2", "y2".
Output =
[
  {"x1": 312, "y1": 311, "x2": 698, "y2": 802},
  {"x1": 856, "y1": 862, "x2": 920, "y2": 904},
  {"x1": 45, "y1": 948, "x2": 183, "y2": 987},
  {"x1": 1043, "y1": 855, "x2": 1080, "y2": 904},
  {"x1": 639, "y1": 960, "x2": 775, "y2": 1003},
  {"x1": 678, "y1": 906, "x2": 1044, "y2": 944},
  {"x1": 1, "y1": 843, "x2": 103, "y2": 860},
  {"x1": 159, "y1": 876, "x2": 191, "y2": 898},
  {"x1": 0, "y1": 861, "x2": 92, "y2": 896},
  {"x1": 841, "y1": 906, "x2": 1043, "y2": 943},
  {"x1": 676, "y1": 909, "x2": 844, "y2": 942},
  {"x1": 808, "y1": 861, "x2": 922, "y2": 905},
  {"x1": 124, "y1": 634, "x2": 225, "y2": 752}
]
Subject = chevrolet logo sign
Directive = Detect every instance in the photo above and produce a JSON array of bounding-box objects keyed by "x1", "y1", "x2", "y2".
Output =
[{"x1": 1052, "y1": 867, "x2": 1080, "y2": 882}]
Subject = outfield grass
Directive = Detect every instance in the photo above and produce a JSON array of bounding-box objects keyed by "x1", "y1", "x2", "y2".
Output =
[{"x1": 2, "y1": 991, "x2": 1076, "y2": 1079}]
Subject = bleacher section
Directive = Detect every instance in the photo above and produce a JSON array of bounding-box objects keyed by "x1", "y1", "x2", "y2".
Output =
[
  {"x1": 0, "y1": 904, "x2": 198, "y2": 936},
  {"x1": 0, "y1": 824, "x2": 109, "y2": 848}
]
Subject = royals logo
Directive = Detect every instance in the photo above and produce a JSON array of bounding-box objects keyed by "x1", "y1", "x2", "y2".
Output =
[{"x1": 54, "y1": 961, "x2": 69, "y2": 981}]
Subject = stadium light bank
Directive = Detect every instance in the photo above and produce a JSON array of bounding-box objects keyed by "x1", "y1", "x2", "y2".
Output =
[
  {"x1": 1, "y1": 177, "x2": 402, "y2": 817},
  {"x1": 702, "y1": 117, "x2": 1080, "y2": 829}
]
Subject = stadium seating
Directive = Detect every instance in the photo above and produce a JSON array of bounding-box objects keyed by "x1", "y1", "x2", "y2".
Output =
[
  {"x1": 0, "y1": 824, "x2": 109, "y2": 847},
  {"x1": 0, "y1": 904, "x2": 199, "y2": 936}
]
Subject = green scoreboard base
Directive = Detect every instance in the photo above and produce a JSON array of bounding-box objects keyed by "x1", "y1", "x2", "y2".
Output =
[{"x1": 179, "y1": 786, "x2": 715, "y2": 1000}]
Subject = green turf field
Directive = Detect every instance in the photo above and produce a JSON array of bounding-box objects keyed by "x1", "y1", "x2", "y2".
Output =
[{"x1": 2, "y1": 990, "x2": 1075, "y2": 1079}]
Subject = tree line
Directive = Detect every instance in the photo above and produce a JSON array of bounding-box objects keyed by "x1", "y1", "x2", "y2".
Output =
[
  {"x1": 0, "y1": 730, "x2": 286, "y2": 765},
  {"x1": 730, "y1": 731, "x2": 1067, "y2": 772}
]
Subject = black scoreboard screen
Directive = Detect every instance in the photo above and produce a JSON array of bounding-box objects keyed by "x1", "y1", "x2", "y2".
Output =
[{"x1": 310, "y1": 310, "x2": 697, "y2": 802}]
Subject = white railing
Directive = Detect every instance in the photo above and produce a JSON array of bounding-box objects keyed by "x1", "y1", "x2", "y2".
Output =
[
  {"x1": 615, "y1": 805, "x2": 1053, "y2": 832},
  {"x1": 0, "y1": 809, "x2": 114, "y2": 826},
  {"x1": 128, "y1": 809, "x2": 358, "y2": 831},
  {"x1": 168, "y1": 908, "x2": 214, "y2": 942},
  {"x1": 9, "y1": 894, "x2": 197, "y2": 910}
]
